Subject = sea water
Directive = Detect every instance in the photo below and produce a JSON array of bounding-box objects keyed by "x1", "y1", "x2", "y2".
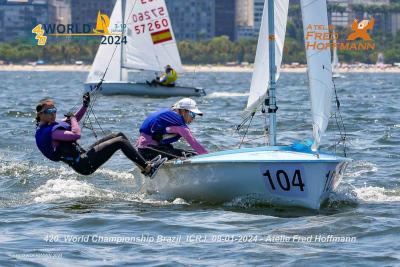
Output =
[{"x1": 0, "y1": 71, "x2": 399, "y2": 266}]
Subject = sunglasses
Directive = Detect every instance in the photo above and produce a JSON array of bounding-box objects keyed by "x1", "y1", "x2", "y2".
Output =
[
  {"x1": 189, "y1": 111, "x2": 196, "y2": 119},
  {"x1": 42, "y1": 107, "x2": 57, "y2": 114}
]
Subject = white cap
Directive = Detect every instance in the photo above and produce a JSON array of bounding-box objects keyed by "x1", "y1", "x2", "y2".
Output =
[{"x1": 172, "y1": 98, "x2": 203, "y2": 115}]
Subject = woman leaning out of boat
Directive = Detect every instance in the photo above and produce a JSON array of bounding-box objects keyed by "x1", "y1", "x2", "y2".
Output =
[{"x1": 34, "y1": 93, "x2": 166, "y2": 178}]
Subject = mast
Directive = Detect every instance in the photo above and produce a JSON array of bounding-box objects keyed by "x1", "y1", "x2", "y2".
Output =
[
  {"x1": 268, "y1": 0, "x2": 277, "y2": 146},
  {"x1": 120, "y1": 0, "x2": 126, "y2": 81}
]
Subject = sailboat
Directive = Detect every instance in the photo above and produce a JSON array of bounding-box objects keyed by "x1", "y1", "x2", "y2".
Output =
[
  {"x1": 85, "y1": 0, "x2": 206, "y2": 97},
  {"x1": 142, "y1": 0, "x2": 351, "y2": 210},
  {"x1": 332, "y1": 31, "x2": 342, "y2": 79}
]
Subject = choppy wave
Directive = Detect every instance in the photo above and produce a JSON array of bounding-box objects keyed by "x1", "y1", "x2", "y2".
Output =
[
  {"x1": 29, "y1": 177, "x2": 189, "y2": 207},
  {"x1": 325, "y1": 185, "x2": 359, "y2": 208},
  {"x1": 354, "y1": 186, "x2": 400, "y2": 203},
  {"x1": 0, "y1": 159, "x2": 76, "y2": 178},
  {"x1": 31, "y1": 179, "x2": 101, "y2": 203},
  {"x1": 223, "y1": 194, "x2": 275, "y2": 209},
  {"x1": 206, "y1": 92, "x2": 249, "y2": 98},
  {"x1": 328, "y1": 183, "x2": 400, "y2": 207},
  {"x1": 171, "y1": 198, "x2": 189, "y2": 205},
  {"x1": 346, "y1": 161, "x2": 378, "y2": 178},
  {"x1": 95, "y1": 168, "x2": 137, "y2": 182},
  {"x1": 5, "y1": 110, "x2": 34, "y2": 118},
  {"x1": 0, "y1": 155, "x2": 189, "y2": 206}
]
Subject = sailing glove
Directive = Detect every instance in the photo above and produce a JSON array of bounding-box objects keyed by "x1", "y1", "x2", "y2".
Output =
[
  {"x1": 83, "y1": 92, "x2": 90, "y2": 107},
  {"x1": 64, "y1": 111, "x2": 75, "y2": 118},
  {"x1": 63, "y1": 111, "x2": 75, "y2": 124}
]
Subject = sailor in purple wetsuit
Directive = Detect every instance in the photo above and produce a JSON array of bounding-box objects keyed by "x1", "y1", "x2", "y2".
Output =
[
  {"x1": 35, "y1": 94, "x2": 165, "y2": 177},
  {"x1": 136, "y1": 98, "x2": 208, "y2": 160}
]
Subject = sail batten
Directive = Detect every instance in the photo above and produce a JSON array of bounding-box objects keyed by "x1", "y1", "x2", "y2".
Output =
[
  {"x1": 243, "y1": 0, "x2": 289, "y2": 117},
  {"x1": 300, "y1": 0, "x2": 333, "y2": 150}
]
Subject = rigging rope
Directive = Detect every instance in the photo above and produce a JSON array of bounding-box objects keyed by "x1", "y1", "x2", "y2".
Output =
[
  {"x1": 80, "y1": 0, "x2": 139, "y2": 139},
  {"x1": 81, "y1": 43, "x2": 119, "y2": 138},
  {"x1": 144, "y1": 146, "x2": 191, "y2": 160},
  {"x1": 237, "y1": 112, "x2": 256, "y2": 148},
  {"x1": 332, "y1": 79, "x2": 348, "y2": 157}
]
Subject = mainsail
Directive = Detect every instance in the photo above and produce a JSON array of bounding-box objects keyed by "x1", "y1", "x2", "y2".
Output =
[
  {"x1": 87, "y1": 0, "x2": 122, "y2": 83},
  {"x1": 300, "y1": 0, "x2": 333, "y2": 150},
  {"x1": 243, "y1": 0, "x2": 289, "y2": 117},
  {"x1": 123, "y1": 0, "x2": 183, "y2": 73}
]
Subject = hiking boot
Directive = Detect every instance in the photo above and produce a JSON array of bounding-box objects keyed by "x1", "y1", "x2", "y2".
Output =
[
  {"x1": 149, "y1": 155, "x2": 161, "y2": 164},
  {"x1": 145, "y1": 157, "x2": 168, "y2": 179}
]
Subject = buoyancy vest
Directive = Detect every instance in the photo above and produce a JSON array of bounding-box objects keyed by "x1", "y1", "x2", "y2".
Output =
[
  {"x1": 139, "y1": 109, "x2": 187, "y2": 145},
  {"x1": 161, "y1": 69, "x2": 177, "y2": 86},
  {"x1": 35, "y1": 122, "x2": 60, "y2": 161},
  {"x1": 35, "y1": 122, "x2": 81, "y2": 163}
]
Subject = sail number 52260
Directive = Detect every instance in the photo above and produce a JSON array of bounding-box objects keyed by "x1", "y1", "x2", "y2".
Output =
[{"x1": 263, "y1": 169, "x2": 305, "y2": 192}]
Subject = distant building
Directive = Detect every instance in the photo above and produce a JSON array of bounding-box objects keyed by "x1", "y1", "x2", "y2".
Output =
[
  {"x1": 48, "y1": 0, "x2": 71, "y2": 25},
  {"x1": 166, "y1": 0, "x2": 236, "y2": 41},
  {"x1": 328, "y1": 0, "x2": 350, "y2": 28},
  {"x1": 235, "y1": 0, "x2": 253, "y2": 27},
  {"x1": 253, "y1": 0, "x2": 264, "y2": 34},
  {"x1": 391, "y1": 13, "x2": 400, "y2": 36},
  {"x1": 215, "y1": 0, "x2": 236, "y2": 40},
  {"x1": 70, "y1": 0, "x2": 116, "y2": 26},
  {"x1": 235, "y1": 0, "x2": 255, "y2": 39},
  {"x1": 236, "y1": 25, "x2": 255, "y2": 39},
  {"x1": 235, "y1": 0, "x2": 263, "y2": 39},
  {"x1": 166, "y1": 0, "x2": 215, "y2": 41},
  {"x1": 0, "y1": 0, "x2": 54, "y2": 42}
]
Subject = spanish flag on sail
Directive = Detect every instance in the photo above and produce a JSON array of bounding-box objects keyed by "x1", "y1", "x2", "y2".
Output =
[{"x1": 151, "y1": 29, "x2": 173, "y2": 45}]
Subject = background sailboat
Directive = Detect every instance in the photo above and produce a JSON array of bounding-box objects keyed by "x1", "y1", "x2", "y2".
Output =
[
  {"x1": 332, "y1": 31, "x2": 343, "y2": 79},
  {"x1": 85, "y1": 0, "x2": 205, "y2": 97},
  {"x1": 142, "y1": 0, "x2": 350, "y2": 210}
]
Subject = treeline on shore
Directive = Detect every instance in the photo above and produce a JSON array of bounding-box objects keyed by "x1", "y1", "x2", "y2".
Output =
[
  {"x1": 2, "y1": 2, "x2": 400, "y2": 65},
  {"x1": 1, "y1": 30, "x2": 399, "y2": 65}
]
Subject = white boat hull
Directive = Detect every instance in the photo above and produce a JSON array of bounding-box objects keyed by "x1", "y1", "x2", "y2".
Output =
[
  {"x1": 143, "y1": 146, "x2": 350, "y2": 210},
  {"x1": 84, "y1": 82, "x2": 206, "y2": 97}
]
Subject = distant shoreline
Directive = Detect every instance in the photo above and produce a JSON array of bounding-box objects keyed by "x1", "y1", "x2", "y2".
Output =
[{"x1": 0, "y1": 64, "x2": 399, "y2": 73}]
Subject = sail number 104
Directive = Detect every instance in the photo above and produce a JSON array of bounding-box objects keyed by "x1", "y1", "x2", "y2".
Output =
[{"x1": 263, "y1": 169, "x2": 305, "y2": 192}]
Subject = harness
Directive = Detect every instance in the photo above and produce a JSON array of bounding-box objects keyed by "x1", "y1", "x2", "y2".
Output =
[{"x1": 56, "y1": 141, "x2": 83, "y2": 166}]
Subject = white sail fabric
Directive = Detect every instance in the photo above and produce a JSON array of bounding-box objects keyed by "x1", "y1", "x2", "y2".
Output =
[
  {"x1": 87, "y1": 0, "x2": 122, "y2": 83},
  {"x1": 123, "y1": 0, "x2": 183, "y2": 73},
  {"x1": 300, "y1": 0, "x2": 333, "y2": 151},
  {"x1": 243, "y1": 0, "x2": 289, "y2": 117},
  {"x1": 332, "y1": 30, "x2": 339, "y2": 73}
]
